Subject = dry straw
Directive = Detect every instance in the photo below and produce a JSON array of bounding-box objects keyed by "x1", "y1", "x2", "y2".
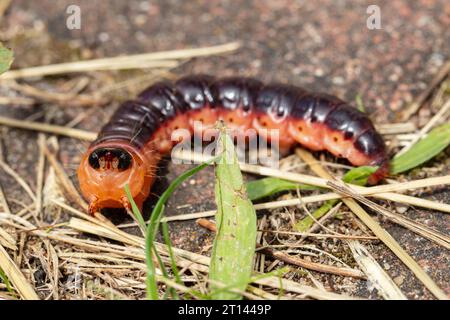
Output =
[
  {"x1": 0, "y1": 42, "x2": 240, "y2": 80},
  {"x1": 347, "y1": 241, "x2": 407, "y2": 300},
  {"x1": 295, "y1": 148, "x2": 447, "y2": 300},
  {"x1": 0, "y1": 244, "x2": 39, "y2": 300}
]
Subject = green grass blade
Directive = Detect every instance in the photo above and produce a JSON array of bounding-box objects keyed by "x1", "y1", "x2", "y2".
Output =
[
  {"x1": 124, "y1": 157, "x2": 216, "y2": 300},
  {"x1": 145, "y1": 247, "x2": 159, "y2": 299},
  {"x1": 295, "y1": 199, "x2": 340, "y2": 232},
  {"x1": 355, "y1": 93, "x2": 366, "y2": 113},
  {"x1": 294, "y1": 166, "x2": 377, "y2": 232},
  {"x1": 246, "y1": 177, "x2": 319, "y2": 201},
  {"x1": 143, "y1": 156, "x2": 218, "y2": 299},
  {"x1": 124, "y1": 184, "x2": 147, "y2": 231},
  {"x1": 341, "y1": 166, "x2": 378, "y2": 186},
  {"x1": 152, "y1": 241, "x2": 179, "y2": 300},
  {"x1": 0, "y1": 43, "x2": 13, "y2": 75},
  {"x1": 209, "y1": 129, "x2": 257, "y2": 300},
  {"x1": 391, "y1": 123, "x2": 450, "y2": 174},
  {"x1": 161, "y1": 221, "x2": 183, "y2": 299},
  {"x1": 0, "y1": 267, "x2": 13, "y2": 293},
  {"x1": 147, "y1": 156, "x2": 218, "y2": 240},
  {"x1": 123, "y1": 185, "x2": 158, "y2": 300}
]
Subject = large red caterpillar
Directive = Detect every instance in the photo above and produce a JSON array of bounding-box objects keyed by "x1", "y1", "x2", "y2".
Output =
[{"x1": 78, "y1": 75, "x2": 389, "y2": 213}]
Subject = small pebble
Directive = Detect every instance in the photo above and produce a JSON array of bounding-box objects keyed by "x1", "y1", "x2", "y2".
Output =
[
  {"x1": 98, "y1": 32, "x2": 110, "y2": 42},
  {"x1": 395, "y1": 205, "x2": 408, "y2": 214},
  {"x1": 394, "y1": 275, "x2": 405, "y2": 286}
]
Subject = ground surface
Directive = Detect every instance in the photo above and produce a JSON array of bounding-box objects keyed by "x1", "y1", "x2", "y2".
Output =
[{"x1": 0, "y1": 0, "x2": 449, "y2": 299}]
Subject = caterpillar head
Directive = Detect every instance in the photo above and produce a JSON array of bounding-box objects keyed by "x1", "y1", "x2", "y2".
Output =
[{"x1": 77, "y1": 142, "x2": 151, "y2": 214}]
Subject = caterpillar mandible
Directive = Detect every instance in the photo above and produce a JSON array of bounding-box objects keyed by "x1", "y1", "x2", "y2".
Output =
[{"x1": 77, "y1": 75, "x2": 389, "y2": 214}]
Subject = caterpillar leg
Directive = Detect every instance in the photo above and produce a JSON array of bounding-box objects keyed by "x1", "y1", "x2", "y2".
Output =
[
  {"x1": 121, "y1": 195, "x2": 145, "y2": 216},
  {"x1": 88, "y1": 197, "x2": 100, "y2": 216}
]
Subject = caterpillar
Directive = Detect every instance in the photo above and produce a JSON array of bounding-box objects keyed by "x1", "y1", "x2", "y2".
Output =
[{"x1": 77, "y1": 75, "x2": 389, "y2": 214}]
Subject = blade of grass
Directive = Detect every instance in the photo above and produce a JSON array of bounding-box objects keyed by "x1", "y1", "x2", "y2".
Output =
[
  {"x1": 246, "y1": 177, "x2": 319, "y2": 201},
  {"x1": 295, "y1": 199, "x2": 339, "y2": 232},
  {"x1": 391, "y1": 122, "x2": 450, "y2": 174},
  {"x1": 135, "y1": 156, "x2": 218, "y2": 299},
  {"x1": 295, "y1": 166, "x2": 377, "y2": 231},
  {"x1": 123, "y1": 193, "x2": 179, "y2": 299},
  {"x1": 152, "y1": 241, "x2": 179, "y2": 300},
  {"x1": 342, "y1": 166, "x2": 379, "y2": 186},
  {"x1": 123, "y1": 184, "x2": 146, "y2": 231},
  {"x1": 161, "y1": 221, "x2": 183, "y2": 295},
  {"x1": 0, "y1": 42, "x2": 13, "y2": 75},
  {"x1": 0, "y1": 244, "x2": 39, "y2": 300},
  {"x1": 0, "y1": 267, "x2": 13, "y2": 293},
  {"x1": 129, "y1": 200, "x2": 181, "y2": 299},
  {"x1": 209, "y1": 127, "x2": 257, "y2": 299},
  {"x1": 355, "y1": 93, "x2": 366, "y2": 113}
]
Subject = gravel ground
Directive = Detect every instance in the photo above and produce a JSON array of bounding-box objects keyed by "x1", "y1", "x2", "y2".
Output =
[{"x1": 0, "y1": 0, "x2": 449, "y2": 299}]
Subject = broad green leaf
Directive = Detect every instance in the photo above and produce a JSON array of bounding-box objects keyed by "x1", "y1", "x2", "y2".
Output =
[
  {"x1": 245, "y1": 177, "x2": 319, "y2": 201},
  {"x1": 0, "y1": 43, "x2": 13, "y2": 75},
  {"x1": 209, "y1": 129, "x2": 257, "y2": 300},
  {"x1": 294, "y1": 166, "x2": 376, "y2": 232},
  {"x1": 391, "y1": 123, "x2": 450, "y2": 175}
]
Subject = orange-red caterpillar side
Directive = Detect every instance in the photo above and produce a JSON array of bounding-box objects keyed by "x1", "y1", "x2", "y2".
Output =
[{"x1": 78, "y1": 75, "x2": 389, "y2": 214}]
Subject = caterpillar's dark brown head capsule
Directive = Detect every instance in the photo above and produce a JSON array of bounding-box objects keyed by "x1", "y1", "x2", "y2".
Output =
[{"x1": 88, "y1": 148, "x2": 132, "y2": 171}]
